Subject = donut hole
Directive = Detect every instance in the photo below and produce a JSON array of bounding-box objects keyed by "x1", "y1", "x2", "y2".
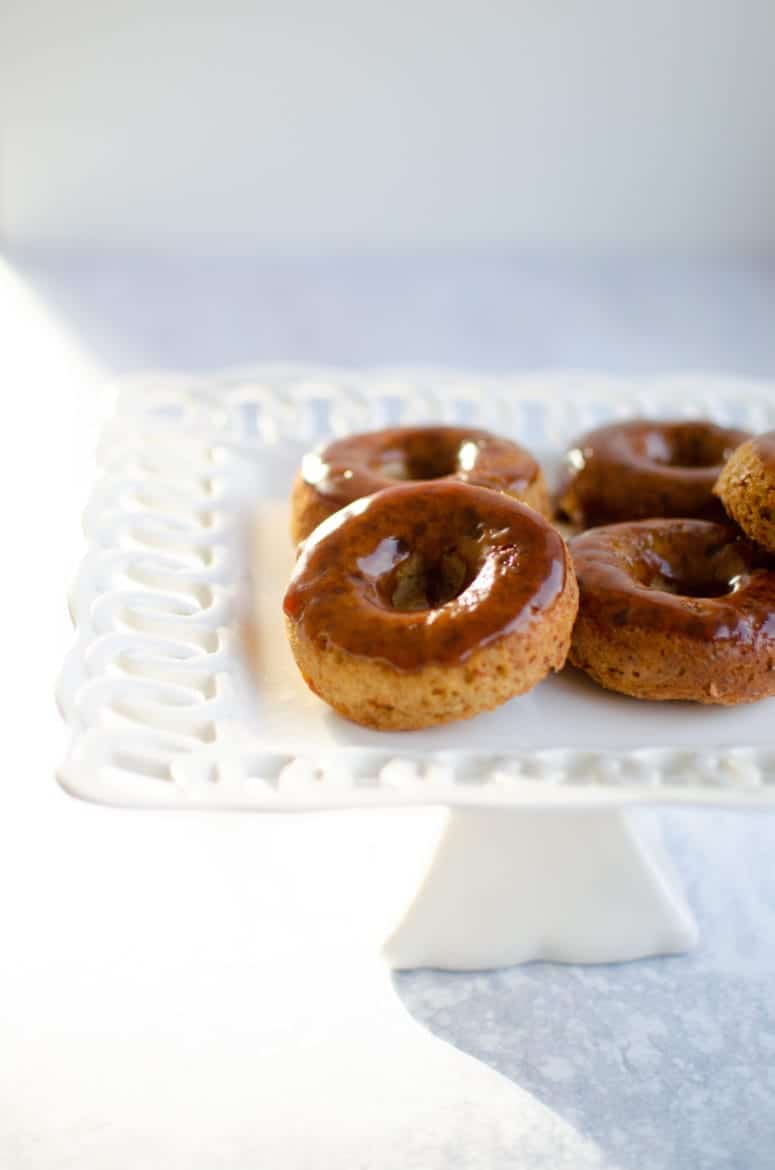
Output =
[
  {"x1": 374, "y1": 435, "x2": 468, "y2": 482},
  {"x1": 645, "y1": 571, "x2": 739, "y2": 599},
  {"x1": 383, "y1": 550, "x2": 476, "y2": 611},
  {"x1": 356, "y1": 532, "x2": 482, "y2": 612},
  {"x1": 639, "y1": 532, "x2": 750, "y2": 598},
  {"x1": 641, "y1": 425, "x2": 736, "y2": 470}
]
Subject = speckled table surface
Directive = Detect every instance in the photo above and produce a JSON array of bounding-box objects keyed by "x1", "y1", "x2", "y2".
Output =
[
  {"x1": 4, "y1": 248, "x2": 775, "y2": 1169},
  {"x1": 398, "y1": 809, "x2": 775, "y2": 1169}
]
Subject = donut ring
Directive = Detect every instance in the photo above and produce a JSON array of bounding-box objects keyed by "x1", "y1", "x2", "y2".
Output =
[
  {"x1": 715, "y1": 432, "x2": 775, "y2": 553},
  {"x1": 291, "y1": 425, "x2": 549, "y2": 544},
  {"x1": 283, "y1": 481, "x2": 578, "y2": 730},
  {"x1": 569, "y1": 519, "x2": 775, "y2": 704},
  {"x1": 556, "y1": 419, "x2": 750, "y2": 528}
]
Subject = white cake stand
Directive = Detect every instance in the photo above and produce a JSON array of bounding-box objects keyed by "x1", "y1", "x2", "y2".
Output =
[{"x1": 57, "y1": 367, "x2": 775, "y2": 971}]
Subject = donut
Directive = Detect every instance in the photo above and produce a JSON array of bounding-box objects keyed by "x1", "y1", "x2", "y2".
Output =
[
  {"x1": 556, "y1": 419, "x2": 750, "y2": 528},
  {"x1": 283, "y1": 481, "x2": 578, "y2": 730},
  {"x1": 715, "y1": 432, "x2": 775, "y2": 553},
  {"x1": 568, "y1": 519, "x2": 775, "y2": 704},
  {"x1": 290, "y1": 425, "x2": 549, "y2": 543}
]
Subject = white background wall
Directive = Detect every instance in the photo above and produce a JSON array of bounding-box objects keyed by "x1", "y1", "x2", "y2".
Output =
[{"x1": 2, "y1": 0, "x2": 775, "y2": 251}]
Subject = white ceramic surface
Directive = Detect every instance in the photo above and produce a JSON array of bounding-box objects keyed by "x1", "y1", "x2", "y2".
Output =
[{"x1": 384, "y1": 808, "x2": 698, "y2": 970}]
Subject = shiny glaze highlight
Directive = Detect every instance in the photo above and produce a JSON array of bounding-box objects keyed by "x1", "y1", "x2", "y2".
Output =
[{"x1": 284, "y1": 481, "x2": 569, "y2": 671}]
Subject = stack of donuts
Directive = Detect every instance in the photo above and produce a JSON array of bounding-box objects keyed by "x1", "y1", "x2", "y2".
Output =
[{"x1": 280, "y1": 418, "x2": 775, "y2": 729}]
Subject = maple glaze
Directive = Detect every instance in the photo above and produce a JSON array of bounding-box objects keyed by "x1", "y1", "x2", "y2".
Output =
[
  {"x1": 284, "y1": 481, "x2": 569, "y2": 671},
  {"x1": 557, "y1": 420, "x2": 750, "y2": 527},
  {"x1": 301, "y1": 425, "x2": 542, "y2": 508},
  {"x1": 570, "y1": 519, "x2": 775, "y2": 643}
]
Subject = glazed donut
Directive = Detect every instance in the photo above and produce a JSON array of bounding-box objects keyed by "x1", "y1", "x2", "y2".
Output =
[
  {"x1": 290, "y1": 425, "x2": 549, "y2": 544},
  {"x1": 569, "y1": 519, "x2": 775, "y2": 704},
  {"x1": 556, "y1": 419, "x2": 750, "y2": 528},
  {"x1": 715, "y1": 432, "x2": 775, "y2": 553},
  {"x1": 283, "y1": 481, "x2": 578, "y2": 730}
]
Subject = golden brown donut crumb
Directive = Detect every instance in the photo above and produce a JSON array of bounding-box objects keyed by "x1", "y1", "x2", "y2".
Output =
[{"x1": 715, "y1": 432, "x2": 775, "y2": 553}]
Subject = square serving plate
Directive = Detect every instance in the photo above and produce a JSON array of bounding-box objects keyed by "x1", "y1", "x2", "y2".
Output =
[{"x1": 57, "y1": 365, "x2": 775, "y2": 811}]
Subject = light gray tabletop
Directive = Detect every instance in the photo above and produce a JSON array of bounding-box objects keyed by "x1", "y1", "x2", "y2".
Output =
[
  {"x1": 5, "y1": 248, "x2": 775, "y2": 1170},
  {"x1": 12, "y1": 248, "x2": 775, "y2": 377}
]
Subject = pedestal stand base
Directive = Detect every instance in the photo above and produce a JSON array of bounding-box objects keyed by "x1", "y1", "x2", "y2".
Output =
[{"x1": 384, "y1": 808, "x2": 698, "y2": 971}]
